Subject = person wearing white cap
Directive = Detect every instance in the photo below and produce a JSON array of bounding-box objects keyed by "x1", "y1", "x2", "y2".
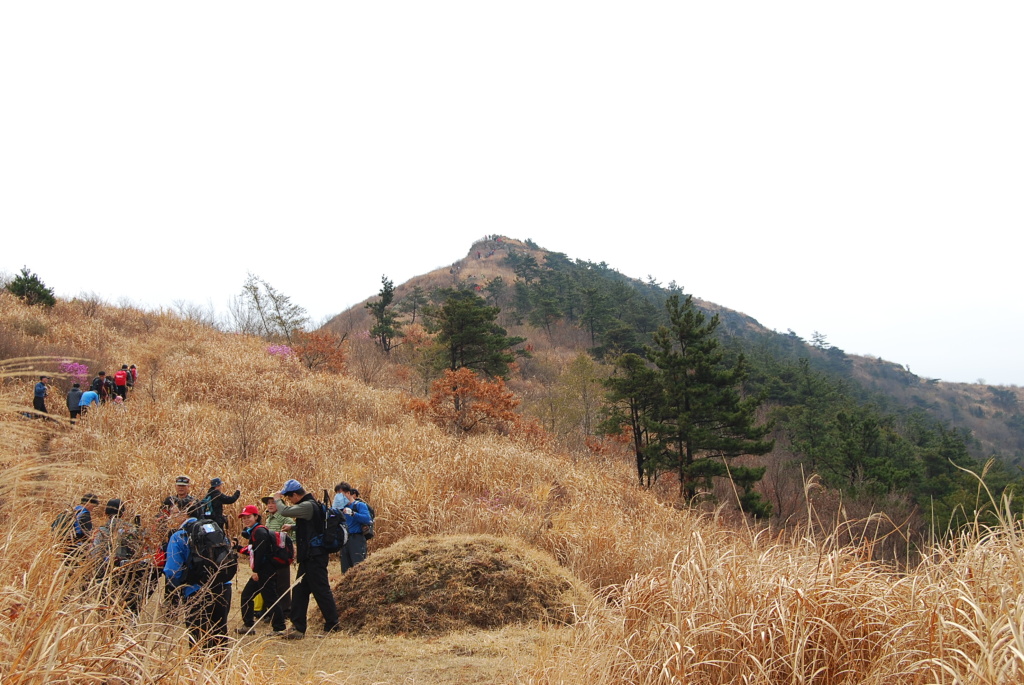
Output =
[{"x1": 274, "y1": 479, "x2": 339, "y2": 639}]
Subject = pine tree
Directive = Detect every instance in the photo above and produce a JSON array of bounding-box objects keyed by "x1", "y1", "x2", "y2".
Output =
[
  {"x1": 647, "y1": 293, "x2": 773, "y2": 514},
  {"x1": 427, "y1": 290, "x2": 525, "y2": 378},
  {"x1": 366, "y1": 276, "x2": 401, "y2": 353},
  {"x1": 7, "y1": 267, "x2": 56, "y2": 307},
  {"x1": 600, "y1": 353, "x2": 661, "y2": 486}
]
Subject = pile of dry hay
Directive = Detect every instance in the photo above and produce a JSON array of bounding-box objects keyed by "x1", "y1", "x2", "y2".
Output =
[{"x1": 332, "y1": 534, "x2": 593, "y2": 635}]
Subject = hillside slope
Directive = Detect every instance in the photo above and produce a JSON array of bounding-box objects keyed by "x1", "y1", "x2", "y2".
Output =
[
  {"x1": 3, "y1": 292, "x2": 1024, "y2": 683},
  {"x1": 325, "y1": 236, "x2": 1024, "y2": 463}
]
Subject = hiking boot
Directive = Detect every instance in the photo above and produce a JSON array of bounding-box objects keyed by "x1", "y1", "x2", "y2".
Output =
[
  {"x1": 279, "y1": 629, "x2": 305, "y2": 640},
  {"x1": 234, "y1": 626, "x2": 255, "y2": 635},
  {"x1": 322, "y1": 624, "x2": 341, "y2": 634}
]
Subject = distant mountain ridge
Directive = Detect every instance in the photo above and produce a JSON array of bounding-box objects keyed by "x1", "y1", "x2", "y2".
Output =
[{"x1": 325, "y1": 236, "x2": 1024, "y2": 465}]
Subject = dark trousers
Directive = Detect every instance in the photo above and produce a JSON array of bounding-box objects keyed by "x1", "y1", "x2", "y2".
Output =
[
  {"x1": 33, "y1": 397, "x2": 47, "y2": 413},
  {"x1": 240, "y1": 570, "x2": 285, "y2": 630},
  {"x1": 183, "y1": 583, "x2": 231, "y2": 649},
  {"x1": 274, "y1": 564, "x2": 292, "y2": 617},
  {"x1": 290, "y1": 553, "x2": 338, "y2": 633},
  {"x1": 69, "y1": 408, "x2": 80, "y2": 424},
  {"x1": 341, "y1": 533, "x2": 367, "y2": 573}
]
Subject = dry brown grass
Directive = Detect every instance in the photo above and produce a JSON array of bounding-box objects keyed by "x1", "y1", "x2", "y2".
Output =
[
  {"x1": 332, "y1": 533, "x2": 591, "y2": 635},
  {"x1": 4, "y1": 291, "x2": 1024, "y2": 683}
]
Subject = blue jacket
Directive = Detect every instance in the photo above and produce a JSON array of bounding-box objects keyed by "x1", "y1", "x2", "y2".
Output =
[
  {"x1": 342, "y1": 500, "x2": 372, "y2": 535},
  {"x1": 79, "y1": 391, "x2": 100, "y2": 408},
  {"x1": 163, "y1": 518, "x2": 201, "y2": 598},
  {"x1": 35, "y1": 382, "x2": 47, "y2": 398},
  {"x1": 72, "y1": 504, "x2": 92, "y2": 539}
]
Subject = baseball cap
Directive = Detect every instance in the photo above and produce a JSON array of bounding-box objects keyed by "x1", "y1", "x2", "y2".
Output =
[
  {"x1": 175, "y1": 475, "x2": 190, "y2": 485},
  {"x1": 281, "y1": 479, "x2": 303, "y2": 494},
  {"x1": 239, "y1": 505, "x2": 261, "y2": 517}
]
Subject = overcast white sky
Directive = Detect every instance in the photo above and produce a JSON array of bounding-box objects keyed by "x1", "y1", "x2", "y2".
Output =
[{"x1": 2, "y1": 3, "x2": 1022, "y2": 385}]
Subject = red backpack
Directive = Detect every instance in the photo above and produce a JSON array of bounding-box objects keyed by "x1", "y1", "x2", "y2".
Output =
[{"x1": 114, "y1": 370, "x2": 128, "y2": 386}]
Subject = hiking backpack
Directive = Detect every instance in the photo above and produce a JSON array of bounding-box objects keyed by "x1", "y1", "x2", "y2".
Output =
[
  {"x1": 114, "y1": 370, "x2": 128, "y2": 386},
  {"x1": 254, "y1": 525, "x2": 294, "y2": 566},
  {"x1": 51, "y1": 509, "x2": 77, "y2": 540},
  {"x1": 357, "y1": 499, "x2": 376, "y2": 541},
  {"x1": 311, "y1": 502, "x2": 348, "y2": 553},
  {"x1": 199, "y1": 494, "x2": 214, "y2": 520},
  {"x1": 183, "y1": 519, "x2": 237, "y2": 585}
]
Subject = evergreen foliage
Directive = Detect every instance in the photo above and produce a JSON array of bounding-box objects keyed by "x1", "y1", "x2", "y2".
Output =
[
  {"x1": 425, "y1": 289, "x2": 526, "y2": 379},
  {"x1": 366, "y1": 275, "x2": 401, "y2": 353},
  {"x1": 6, "y1": 267, "x2": 56, "y2": 307},
  {"x1": 496, "y1": 241, "x2": 1020, "y2": 529}
]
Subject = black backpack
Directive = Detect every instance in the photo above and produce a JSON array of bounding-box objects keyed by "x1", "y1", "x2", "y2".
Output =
[
  {"x1": 254, "y1": 525, "x2": 295, "y2": 566},
  {"x1": 311, "y1": 502, "x2": 348, "y2": 553},
  {"x1": 357, "y1": 499, "x2": 376, "y2": 541},
  {"x1": 51, "y1": 509, "x2": 76, "y2": 540},
  {"x1": 183, "y1": 519, "x2": 237, "y2": 585}
]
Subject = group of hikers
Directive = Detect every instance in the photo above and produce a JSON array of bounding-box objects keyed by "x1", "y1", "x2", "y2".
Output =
[
  {"x1": 33, "y1": 364, "x2": 138, "y2": 424},
  {"x1": 57, "y1": 473, "x2": 375, "y2": 649}
]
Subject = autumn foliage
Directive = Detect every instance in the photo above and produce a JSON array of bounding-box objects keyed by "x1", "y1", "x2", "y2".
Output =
[
  {"x1": 292, "y1": 330, "x2": 347, "y2": 373},
  {"x1": 410, "y1": 367, "x2": 527, "y2": 437}
]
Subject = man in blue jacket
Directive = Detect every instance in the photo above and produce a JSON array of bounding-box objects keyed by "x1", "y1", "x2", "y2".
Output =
[
  {"x1": 163, "y1": 509, "x2": 232, "y2": 649},
  {"x1": 335, "y1": 482, "x2": 372, "y2": 574},
  {"x1": 33, "y1": 376, "x2": 49, "y2": 414}
]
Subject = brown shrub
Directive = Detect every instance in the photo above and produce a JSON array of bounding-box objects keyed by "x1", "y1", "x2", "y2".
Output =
[{"x1": 333, "y1": 533, "x2": 592, "y2": 635}]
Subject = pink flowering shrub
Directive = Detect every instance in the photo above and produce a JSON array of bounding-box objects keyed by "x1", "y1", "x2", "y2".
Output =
[
  {"x1": 266, "y1": 344, "x2": 294, "y2": 358},
  {"x1": 59, "y1": 360, "x2": 89, "y2": 385}
]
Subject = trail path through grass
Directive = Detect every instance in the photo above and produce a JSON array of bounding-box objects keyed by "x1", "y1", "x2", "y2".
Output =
[{"x1": 237, "y1": 624, "x2": 562, "y2": 684}]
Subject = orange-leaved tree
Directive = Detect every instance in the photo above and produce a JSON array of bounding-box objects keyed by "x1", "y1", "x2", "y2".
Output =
[
  {"x1": 410, "y1": 367, "x2": 522, "y2": 435},
  {"x1": 293, "y1": 330, "x2": 347, "y2": 373}
]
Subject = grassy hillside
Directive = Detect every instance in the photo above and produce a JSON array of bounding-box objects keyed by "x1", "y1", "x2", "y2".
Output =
[{"x1": 3, "y1": 291, "x2": 1024, "y2": 683}]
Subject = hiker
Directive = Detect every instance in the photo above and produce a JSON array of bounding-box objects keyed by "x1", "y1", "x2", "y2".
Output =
[
  {"x1": 128, "y1": 364, "x2": 138, "y2": 387},
  {"x1": 335, "y1": 482, "x2": 372, "y2": 573},
  {"x1": 78, "y1": 387, "x2": 100, "y2": 418},
  {"x1": 113, "y1": 365, "x2": 130, "y2": 401},
  {"x1": 54, "y1": 493, "x2": 100, "y2": 554},
  {"x1": 262, "y1": 494, "x2": 294, "y2": 619},
  {"x1": 72, "y1": 493, "x2": 100, "y2": 541},
  {"x1": 331, "y1": 483, "x2": 347, "y2": 510},
  {"x1": 236, "y1": 505, "x2": 286, "y2": 635},
  {"x1": 274, "y1": 479, "x2": 339, "y2": 639},
  {"x1": 161, "y1": 475, "x2": 204, "y2": 519},
  {"x1": 66, "y1": 382, "x2": 83, "y2": 424},
  {"x1": 90, "y1": 371, "x2": 109, "y2": 403},
  {"x1": 33, "y1": 376, "x2": 49, "y2": 414},
  {"x1": 201, "y1": 478, "x2": 241, "y2": 530},
  {"x1": 163, "y1": 508, "x2": 233, "y2": 649},
  {"x1": 92, "y1": 499, "x2": 153, "y2": 615}
]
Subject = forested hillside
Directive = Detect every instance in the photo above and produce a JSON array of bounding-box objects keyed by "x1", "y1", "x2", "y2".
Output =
[
  {"x1": 5, "y1": 264, "x2": 1024, "y2": 683},
  {"x1": 326, "y1": 236, "x2": 1024, "y2": 551}
]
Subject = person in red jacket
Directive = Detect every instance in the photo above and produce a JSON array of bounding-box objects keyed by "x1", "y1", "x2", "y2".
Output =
[{"x1": 113, "y1": 365, "x2": 130, "y2": 401}]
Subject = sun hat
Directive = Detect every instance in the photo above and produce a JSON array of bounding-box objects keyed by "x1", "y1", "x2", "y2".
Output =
[{"x1": 175, "y1": 475, "x2": 190, "y2": 485}]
